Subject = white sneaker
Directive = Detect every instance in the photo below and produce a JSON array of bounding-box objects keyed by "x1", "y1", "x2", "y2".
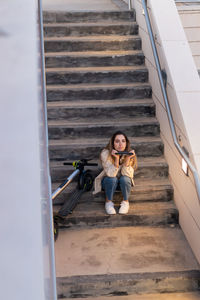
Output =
[
  {"x1": 105, "y1": 201, "x2": 116, "y2": 215},
  {"x1": 119, "y1": 201, "x2": 129, "y2": 214}
]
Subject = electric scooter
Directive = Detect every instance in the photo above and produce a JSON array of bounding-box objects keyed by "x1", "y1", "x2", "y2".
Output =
[{"x1": 52, "y1": 159, "x2": 98, "y2": 241}]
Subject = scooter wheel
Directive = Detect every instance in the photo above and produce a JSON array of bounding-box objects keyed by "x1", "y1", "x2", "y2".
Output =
[
  {"x1": 54, "y1": 218, "x2": 59, "y2": 241},
  {"x1": 84, "y1": 172, "x2": 94, "y2": 191},
  {"x1": 78, "y1": 170, "x2": 94, "y2": 191}
]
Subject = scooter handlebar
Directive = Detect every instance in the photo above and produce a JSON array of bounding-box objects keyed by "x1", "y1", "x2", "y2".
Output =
[
  {"x1": 85, "y1": 163, "x2": 98, "y2": 166},
  {"x1": 63, "y1": 161, "x2": 98, "y2": 166}
]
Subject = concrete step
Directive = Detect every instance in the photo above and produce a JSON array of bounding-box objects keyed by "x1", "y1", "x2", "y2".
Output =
[
  {"x1": 48, "y1": 117, "x2": 160, "y2": 139},
  {"x1": 63, "y1": 292, "x2": 200, "y2": 300},
  {"x1": 43, "y1": 21, "x2": 138, "y2": 37},
  {"x1": 45, "y1": 65, "x2": 148, "y2": 85},
  {"x1": 54, "y1": 201, "x2": 178, "y2": 229},
  {"x1": 47, "y1": 98, "x2": 154, "y2": 121},
  {"x1": 46, "y1": 82, "x2": 152, "y2": 101},
  {"x1": 48, "y1": 136, "x2": 164, "y2": 160},
  {"x1": 55, "y1": 226, "x2": 200, "y2": 297},
  {"x1": 45, "y1": 50, "x2": 145, "y2": 68},
  {"x1": 52, "y1": 178, "x2": 173, "y2": 205},
  {"x1": 44, "y1": 35, "x2": 141, "y2": 52},
  {"x1": 50, "y1": 157, "x2": 168, "y2": 183},
  {"x1": 43, "y1": 10, "x2": 136, "y2": 23}
]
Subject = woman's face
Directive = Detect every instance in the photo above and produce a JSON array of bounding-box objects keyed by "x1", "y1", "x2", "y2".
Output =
[{"x1": 113, "y1": 134, "x2": 126, "y2": 152}]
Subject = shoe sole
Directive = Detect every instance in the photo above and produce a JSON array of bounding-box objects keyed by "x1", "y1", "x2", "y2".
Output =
[{"x1": 106, "y1": 211, "x2": 116, "y2": 215}]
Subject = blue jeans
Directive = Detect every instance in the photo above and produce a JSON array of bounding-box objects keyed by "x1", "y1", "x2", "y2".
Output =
[{"x1": 102, "y1": 176, "x2": 132, "y2": 201}]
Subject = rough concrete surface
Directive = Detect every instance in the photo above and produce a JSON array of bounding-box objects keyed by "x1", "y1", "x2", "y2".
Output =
[
  {"x1": 65, "y1": 291, "x2": 200, "y2": 299},
  {"x1": 44, "y1": 5, "x2": 200, "y2": 298},
  {"x1": 55, "y1": 226, "x2": 199, "y2": 277},
  {"x1": 42, "y1": 0, "x2": 120, "y2": 11},
  {"x1": 65, "y1": 291, "x2": 200, "y2": 300}
]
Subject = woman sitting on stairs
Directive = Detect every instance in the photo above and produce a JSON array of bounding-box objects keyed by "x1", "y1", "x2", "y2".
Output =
[{"x1": 93, "y1": 131, "x2": 137, "y2": 215}]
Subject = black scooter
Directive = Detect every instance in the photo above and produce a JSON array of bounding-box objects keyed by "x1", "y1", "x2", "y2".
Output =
[{"x1": 52, "y1": 159, "x2": 98, "y2": 241}]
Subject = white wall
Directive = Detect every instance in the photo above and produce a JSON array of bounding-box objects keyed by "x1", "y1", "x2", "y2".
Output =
[
  {"x1": 0, "y1": 1, "x2": 56, "y2": 299},
  {"x1": 177, "y1": 4, "x2": 200, "y2": 69},
  {"x1": 131, "y1": 0, "x2": 200, "y2": 264}
]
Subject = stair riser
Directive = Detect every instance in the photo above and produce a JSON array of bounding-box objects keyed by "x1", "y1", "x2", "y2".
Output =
[
  {"x1": 44, "y1": 24, "x2": 138, "y2": 37},
  {"x1": 43, "y1": 11, "x2": 136, "y2": 23},
  {"x1": 47, "y1": 104, "x2": 155, "y2": 121},
  {"x1": 49, "y1": 142, "x2": 163, "y2": 160},
  {"x1": 129, "y1": 187, "x2": 173, "y2": 202},
  {"x1": 47, "y1": 86, "x2": 152, "y2": 101},
  {"x1": 48, "y1": 123, "x2": 160, "y2": 140},
  {"x1": 46, "y1": 69, "x2": 148, "y2": 85},
  {"x1": 98, "y1": 187, "x2": 173, "y2": 203},
  {"x1": 53, "y1": 187, "x2": 173, "y2": 206},
  {"x1": 45, "y1": 53, "x2": 145, "y2": 68},
  {"x1": 44, "y1": 38, "x2": 141, "y2": 52},
  {"x1": 50, "y1": 164, "x2": 168, "y2": 183},
  {"x1": 56, "y1": 272, "x2": 200, "y2": 298},
  {"x1": 59, "y1": 210, "x2": 178, "y2": 229}
]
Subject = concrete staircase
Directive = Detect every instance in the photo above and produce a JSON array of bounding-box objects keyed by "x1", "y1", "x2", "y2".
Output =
[{"x1": 43, "y1": 10, "x2": 200, "y2": 299}]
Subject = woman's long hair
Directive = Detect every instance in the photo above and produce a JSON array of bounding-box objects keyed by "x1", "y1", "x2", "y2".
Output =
[{"x1": 104, "y1": 131, "x2": 137, "y2": 170}]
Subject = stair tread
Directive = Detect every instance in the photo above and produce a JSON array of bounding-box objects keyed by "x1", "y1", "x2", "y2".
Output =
[
  {"x1": 46, "y1": 65, "x2": 146, "y2": 73},
  {"x1": 44, "y1": 34, "x2": 140, "y2": 41},
  {"x1": 64, "y1": 292, "x2": 200, "y2": 300},
  {"x1": 54, "y1": 200, "x2": 176, "y2": 215},
  {"x1": 54, "y1": 200, "x2": 177, "y2": 227},
  {"x1": 46, "y1": 82, "x2": 150, "y2": 89},
  {"x1": 135, "y1": 177, "x2": 172, "y2": 188},
  {"x1": 49, "y1": 135, "x2": 162, "y2": 146},
  {"x1": 55, "y1": 226, "x2": 200, "y2": 277},
  {"x1": 50, "y1": 156, "x2": 167, "y2": 167},
  {"x1": 52, "y1": 177, "x2": 172, "y2": 192},
  {"x1": 45, "y1": 49, "x2": 143, "y2": 57},
  {"x1": 43, "y1": 10, "x2": 133, "y2": 13},
  {"x1": 47, "y1": 98, "x2": 154, "y2": 108},
  {"x1": 44, "y1": 21, "x2": 137, "y2": 27},
  {"x1": 48, "y1": 116, "x2": 159, "y2": 127}
]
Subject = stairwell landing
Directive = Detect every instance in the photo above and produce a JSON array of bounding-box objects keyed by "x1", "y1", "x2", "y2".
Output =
[{"x1": 43, "y1": 6, "x2": 200, "y2": 300}]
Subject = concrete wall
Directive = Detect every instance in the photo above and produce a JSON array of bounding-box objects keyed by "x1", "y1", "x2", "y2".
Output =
[
  {"x1": 0, "y1": 1, "x2": 56, "y2": 299},
  {"x1": 129, "y1": 0, "x2": 200, "y2": 264},
  {"x1": 177, "y1": 3, "x2": 200, "y2": 70}
]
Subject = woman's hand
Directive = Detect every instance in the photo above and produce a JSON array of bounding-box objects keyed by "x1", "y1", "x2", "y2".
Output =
[
  {"x1": 123, "y1": 150, "x2": 135, "y2": 166},
  {"x1": 111, "y1": 149, "x2": 119, "y2": 158},
  {"x1": 111, "y1": 149, "x2": 120, "y2": 168},
  {"x1": 128, "y1": 150, "x2": 135, "y2": 159}
]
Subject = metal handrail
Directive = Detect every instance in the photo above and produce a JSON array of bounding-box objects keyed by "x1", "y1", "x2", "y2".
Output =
[
  {"x1": 38, "y1": 0, "x2": 57, "y2": 298},
  {"x1": 141, "y1": 0, "x2": 200, "y2": 204}
]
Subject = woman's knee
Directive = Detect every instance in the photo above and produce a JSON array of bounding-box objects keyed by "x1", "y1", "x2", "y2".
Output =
[
  {"x1": 119, "y1": 175, "x2": 131, "y2": 186},
  {"x1": 102, "y1": 176, "x2": 118, "y2": 188}
]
